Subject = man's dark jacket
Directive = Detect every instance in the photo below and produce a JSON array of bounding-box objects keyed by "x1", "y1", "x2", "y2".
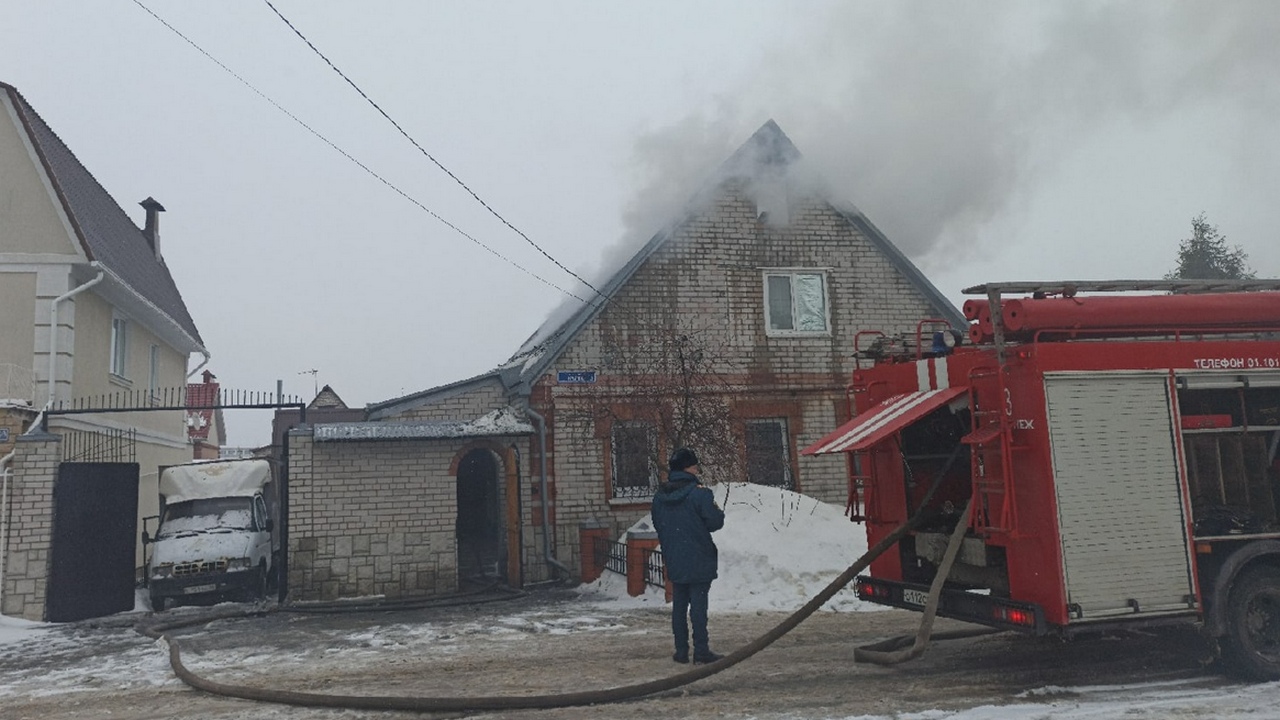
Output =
[{"x1": 651, "y1": 470, "x2": 725, "y2": 584}]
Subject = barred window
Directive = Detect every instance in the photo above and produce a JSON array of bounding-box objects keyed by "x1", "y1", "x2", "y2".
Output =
[
  {"x1": 611, "y1": 422, "x2": 657, "y2": 499},
  {"x1": 745, "y1": 418, "x2": 793, "y2": 489}
]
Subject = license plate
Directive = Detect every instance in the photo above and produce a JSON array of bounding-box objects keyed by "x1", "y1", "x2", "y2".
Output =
[
  {"x1": 184, "y1": 584, "x2": 217, "y2": 594},
  {"x1": 902, "y1": 588, "x2": 929, "y2": 607}
]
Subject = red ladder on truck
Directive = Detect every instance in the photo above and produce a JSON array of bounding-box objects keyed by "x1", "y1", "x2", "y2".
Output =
[{"x1": 964, "y1": 366, "x2": 1016, "y2": 535}]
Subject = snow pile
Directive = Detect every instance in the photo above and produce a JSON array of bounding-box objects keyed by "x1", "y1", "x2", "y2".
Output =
[
  {"x1": 0, "y1": 615, "x2": 48, "y2": 647},
  {"x1": 578, "y1": 482, "x2": 877, "y2": 613}
]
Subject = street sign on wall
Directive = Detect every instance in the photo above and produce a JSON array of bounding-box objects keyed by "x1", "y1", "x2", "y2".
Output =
[{"x1": 557, "y1": 371, "x2": 597, "y2": 384}]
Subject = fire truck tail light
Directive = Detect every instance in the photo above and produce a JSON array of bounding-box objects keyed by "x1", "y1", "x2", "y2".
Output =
[
  {"x1": 856, "y1": 579, "x2": 890, "y2": 599},
  {"x1": 992, "y1": 606, "x2": 1036, "y2": 627}
]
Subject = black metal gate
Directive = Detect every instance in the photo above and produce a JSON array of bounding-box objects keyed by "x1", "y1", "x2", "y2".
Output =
[
  {"x1": 47, "y1": 462, "x2": 140, "y2": 622},
  {"x1": 44, "y1": 386, "x2": 307, "y2": 606}
]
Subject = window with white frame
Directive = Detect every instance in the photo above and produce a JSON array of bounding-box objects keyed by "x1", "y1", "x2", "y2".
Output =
[
  {"x1": 110, "y1": 316, "x2": 128, "y2": 378},
  {"x1": 764, "y1": 271, "x2": 829, "y2": 335},
  {"x1": 610, "y1": 422, "x2": 658, "y2": 500},
  {"x1": 745, "y1": 418, "x2": 793, "y2": 489},
  {"x1": 148, "y1": 345, "x2": 160, "y2": 402}
]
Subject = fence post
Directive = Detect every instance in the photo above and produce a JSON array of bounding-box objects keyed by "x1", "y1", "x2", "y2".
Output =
[
  {"x1": 625, "y1": 531, "x2": 659, "y2": 597},
  {"x1": 578, "y1": 521, "x2": 610, "y2": 584}
]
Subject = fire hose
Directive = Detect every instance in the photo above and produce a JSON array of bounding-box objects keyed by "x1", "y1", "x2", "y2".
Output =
[
  {"x1": 853, "y1": 496, "x2": 999, "y2": 664},
  {"x1": 136, "y1": 467, "x2": 993, "y2": 710}
]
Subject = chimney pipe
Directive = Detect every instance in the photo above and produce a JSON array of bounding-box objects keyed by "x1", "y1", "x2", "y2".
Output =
[{"x1": 140, "y1": 197, "x2": 165, "y2": 259}]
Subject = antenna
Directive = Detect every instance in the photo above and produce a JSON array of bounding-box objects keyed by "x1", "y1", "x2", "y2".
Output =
[{"x1": 299, "y1": 369, "x2": 318, "y2": 397}]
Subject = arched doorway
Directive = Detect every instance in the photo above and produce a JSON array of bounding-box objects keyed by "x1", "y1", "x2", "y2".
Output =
[{"x1": 455, "y1": 448, "x2": 503, "y2": 587}]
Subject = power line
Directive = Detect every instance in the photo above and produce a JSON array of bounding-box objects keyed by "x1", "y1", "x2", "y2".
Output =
[
  {"x1": 131, "y1": 0, "x2": 588, "y2": 304},
  {"x1": 261, "y1": 0, "x2": 607, "y2": 302}
]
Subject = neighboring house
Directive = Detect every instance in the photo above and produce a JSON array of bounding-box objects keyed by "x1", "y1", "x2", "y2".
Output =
[
  {"x1": 268, "y1": 384, "x2": 364, "y2": 457},
  {"x1": 186, "y1": 370, "x2": 226, "y2": 459},
  {"x1": 337, "y1": 120, "x2": 965, "y2": 592},
  {"x1": 0, "y1": 81, "x2": 207, "y2": 569}
]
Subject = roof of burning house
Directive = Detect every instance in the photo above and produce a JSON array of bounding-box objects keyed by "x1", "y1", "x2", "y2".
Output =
[
  {"x1": 370, "y1": 120, "x2": 963, "y2": 414},
  {"x1": 495, "y1": 119, "x2": 965, "y2": 392}
]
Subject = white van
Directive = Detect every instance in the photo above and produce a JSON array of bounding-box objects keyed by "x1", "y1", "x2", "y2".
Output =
[{"x1": 145, "y1": 458, "x2": 278, "y2": 610}]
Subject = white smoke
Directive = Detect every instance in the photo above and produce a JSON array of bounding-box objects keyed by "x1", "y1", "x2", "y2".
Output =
[{"x1": 620, "y1": 1, "x2": 1280, "y2": 275}]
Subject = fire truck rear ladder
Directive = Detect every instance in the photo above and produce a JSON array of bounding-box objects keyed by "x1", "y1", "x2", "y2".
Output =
[{"x1": 965, "y1": 366, "x2": 1016, "y2": 535}]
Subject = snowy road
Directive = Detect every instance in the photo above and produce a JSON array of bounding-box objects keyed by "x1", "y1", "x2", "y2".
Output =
[{"x1": 2, "y1": 588, "x2": 1278, "y2": 720}]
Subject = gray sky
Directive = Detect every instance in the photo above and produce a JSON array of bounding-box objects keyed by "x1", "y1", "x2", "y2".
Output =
[{"x1": 5, "y1": 1, "x2": 1279, "y2": 447}]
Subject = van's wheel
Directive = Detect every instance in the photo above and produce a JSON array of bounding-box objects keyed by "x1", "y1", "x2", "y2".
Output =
[
  {"x1": 266, "y1": 552, "x2": 280, "y2": 592},
  {"x1": 1222, "y1": 565, "x2": 1280, "y2": 680},
  {"x1": 248, "y1": 563, "x2": 268, "y2": 602},
  {"x1": 149, "y1": 592, "x2": 169, "y2": 612}
]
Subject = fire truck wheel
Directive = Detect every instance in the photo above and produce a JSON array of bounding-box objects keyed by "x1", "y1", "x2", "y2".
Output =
[{"x1": 1223, "y1": 565, "x2": 1280, "y2": 680}]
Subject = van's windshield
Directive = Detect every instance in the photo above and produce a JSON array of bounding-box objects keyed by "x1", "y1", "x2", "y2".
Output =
[{"x1": 158, "y1": 497, "x2": 254, "y2": 537}]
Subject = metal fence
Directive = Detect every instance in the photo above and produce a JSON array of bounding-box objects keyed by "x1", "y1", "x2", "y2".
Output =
[
  {"x1": 594, "y1": 536, "x2": 627, "y2": 576},
  {"x1": 643, "y1": 547, "x2": 666, "y2": 589},
  {"x1": 0, "y1": 364, "x2": 34, "y2": 405},
  {"x1": 61, "y1": 428, "x2": 137, "y2": 463},
  {"x1": 592, "y1": 536, "x2": 666, "y2": 589}
]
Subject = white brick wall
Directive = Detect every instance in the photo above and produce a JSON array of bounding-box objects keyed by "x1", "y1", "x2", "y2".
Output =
[
  {"x1": 2, "y1": 434, "x2": 59, "y2": 620},
  {"x1": 287, "y1": 429, "x2": 523, "y2": 600}
]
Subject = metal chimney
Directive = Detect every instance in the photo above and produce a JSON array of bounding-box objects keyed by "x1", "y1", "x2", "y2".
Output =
[{"x1": 140, "y1": 197, "x2": 165, "y2": 259}]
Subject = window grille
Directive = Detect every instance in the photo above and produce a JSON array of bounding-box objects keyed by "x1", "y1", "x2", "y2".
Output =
[
  {"x1": 611, "y1": 421, "x2": 657, "y2": 499},
  {"x1": 745, "y1": 417, "x2": 793, "y2": 489}
]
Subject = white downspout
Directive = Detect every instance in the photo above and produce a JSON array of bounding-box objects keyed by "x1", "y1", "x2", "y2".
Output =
[
  {"x1": 0, "y1": 450, "x2": 14, "y2": 612},
  {"x1": 38, "y1": 262, "x2": 105, "y2": 425},
  {"x1": 524, "y1": 407, "x2": 572, "y2": 578}
]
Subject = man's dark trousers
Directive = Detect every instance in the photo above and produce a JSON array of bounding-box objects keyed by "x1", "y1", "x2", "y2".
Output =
[{"x1": 671, "y1": 581, "x2": 712, "y2": 656}]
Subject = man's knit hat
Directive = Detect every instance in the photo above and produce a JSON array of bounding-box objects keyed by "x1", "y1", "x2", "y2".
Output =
[{"x1": 668, "y1": 447, "x2": 700, "y2": 471}]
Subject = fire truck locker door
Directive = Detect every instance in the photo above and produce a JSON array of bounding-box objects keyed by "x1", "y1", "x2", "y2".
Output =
[{"x1": 1044, "y1": 373, "x2": 1196, "y2": 622}]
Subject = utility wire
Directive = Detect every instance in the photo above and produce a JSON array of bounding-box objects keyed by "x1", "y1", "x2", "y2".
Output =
[
  {"x1": 131, "y1": 0, "x2": 588, "y2": 304},
  {"x1": 261, "y1": 0, "x2": 607, "y2": 302}
]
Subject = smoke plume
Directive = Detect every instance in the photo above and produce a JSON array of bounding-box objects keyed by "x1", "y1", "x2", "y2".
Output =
[{"x1": 621, "y1": 1, "x2": 1280, "y2": 274}]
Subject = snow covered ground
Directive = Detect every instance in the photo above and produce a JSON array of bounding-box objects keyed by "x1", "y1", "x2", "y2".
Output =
[{"x1": 2, "y1": 481, "x2": 1280, "y2": 718}]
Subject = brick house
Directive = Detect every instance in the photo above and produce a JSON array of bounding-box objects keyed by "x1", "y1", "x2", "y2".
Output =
[
  {"x1": 286, "y1": 120, "x2": 963, "y2": 598},
  {"x1": 185, "y1": 370, "x2": 226, "y2": 459}
]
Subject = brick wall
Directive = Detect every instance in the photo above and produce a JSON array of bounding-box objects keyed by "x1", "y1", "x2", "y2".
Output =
[
  {"x1": 286, "y1": 428, "x2": 529, "y2": 600},
  {"x1": 1, "y1": 432, "x2": 59, "y2": 620},
  {"x1": 538, "y1": 188, "x2": 943, "y2": 563}
]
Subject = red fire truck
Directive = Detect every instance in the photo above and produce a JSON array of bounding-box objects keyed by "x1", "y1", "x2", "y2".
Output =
[{"x1": 803, "y1": 280, "x2": 1280, "y2": 678}]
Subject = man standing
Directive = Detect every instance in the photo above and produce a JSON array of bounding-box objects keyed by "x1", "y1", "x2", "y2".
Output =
[{"x1": 651, "y1": 447, "x2": 725, "y2": 664}]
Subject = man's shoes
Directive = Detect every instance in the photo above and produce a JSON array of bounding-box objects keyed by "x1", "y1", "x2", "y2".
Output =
[
  {"x1": 673, "y1": 651, "x2": 689, "y2": 664},
  {"x1": 693, "y1": 651, "x2": 724, "y2": 664}
]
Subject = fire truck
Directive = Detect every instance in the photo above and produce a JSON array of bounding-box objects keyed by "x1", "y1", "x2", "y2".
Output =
[{"x1": 802, "y1": 280, "x2": 1280, "y2": 678}]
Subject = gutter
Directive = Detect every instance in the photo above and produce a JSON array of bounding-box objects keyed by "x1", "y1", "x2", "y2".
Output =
[
  {"x1": 523, "y1": 406, "x2": 572, "y2": 578},
  {"x1": 35, "y1": 262, "x2": 105, "y2": 429},
  {"x1": 186, "y1": 349, "x2": 212, "y2": 380},
  {"x1": 0, "y1": 450, "x2": 13, "y2": 612},
  {"x1": 93, "y1": 263, "x2": 206, "y2": 358}
]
